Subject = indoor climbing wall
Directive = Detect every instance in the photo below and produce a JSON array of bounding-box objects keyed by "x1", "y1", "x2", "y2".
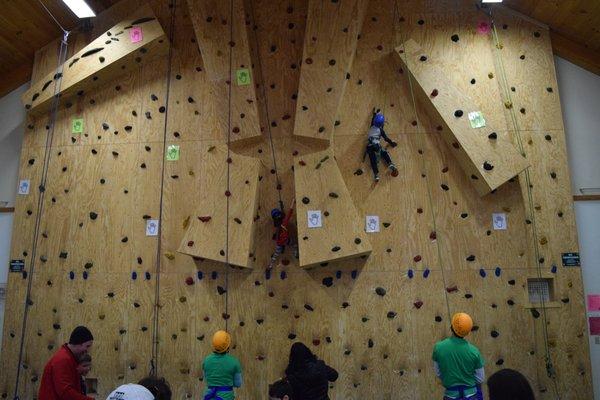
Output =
[{"x1": 0, "y1": 0, "x2": 593, "y2": 399}]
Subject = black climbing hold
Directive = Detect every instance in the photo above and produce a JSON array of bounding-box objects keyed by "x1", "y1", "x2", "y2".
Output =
[
  {"x1": 52, "y1": 323, "x2": 61, "y2": 330},
  {"x1": 81, "y1": 48, "x2": 104, "y2": 57},
  {"x1": 465, "y1": 293, "x2": 473, "y2": 299},
  {"x1": 466, "y1": 255, "x2": 476, "y2": 262},
  {"x1": 332, "y1": 246, "x2": 341, "y2": 252},
  {"x1": 419, "y1": 55, "x2": 427, "y2": 62},
  {"x1": 417, "y1": 19, "x2": 424, "y2": 25},
  {"x1": 531, "y1": 309, "x2": 540, "y2": 318},
  {"x1": 217, "y1": 286, "x2": 227, "y2": 295},
  {"x1": 508, "y1": 279, "x2": 516, "y2": 285},
  {"x1": 328, "y1": 59, "x2": 336, "y2": 66},
  {"x1": 546, "y1": 87, "x2": 553, "y2": 93},
  {"x1": 483, "y1": 161, "x2": 494, "y2": 171},
  {"x1": 534, "y1": 31, "x2": 541, "y2": 38},
  {"x1": 490, "y1": 330, "x2": 499, "y2": 338},
  {"x1": 375, "y1": 287, "x2": 386, "y2": 297},
  {"x1": 368, "y1": 339, "x2": 374, "y2": 348},
  {"x1": 124, "y1": 125, "x2": 132, "y2": 132},
  {"x1": 454, "y1": 110, "x2": 463, "y2": 117},
  {"x1": 59, "y1": 251, "x2": 68, "y2": 259},
  {"x1": 435, "y1": 316, "x2": 442, "y2": 322},
  {"x1": 441, "y1": 184, "x2": 449, "y2": 191},
  {"x1": 470, "y1": 78, "x2": 476, "y2": 84},
  {"x1": 121, "y1": 237, "x2": 128, "y2": 243},
  {"x1": 302, "y1": 197, "x2": 310, "y2": 204},
  {"x1": 488, "y1": 132, "x2": 497, "y2": 140},
  {"x1": 28, "y1": 158, "x2": 35, "y2": 165},
  {"x1": 322, "y1": 277, "x2": 334, "y2": 287},
  {"x1": 159, "y1": 106, "x2": 166, "y2": 113},
  {"x1": 304, "y1": 304, "x2": 314, "y2": 311},
  {"x1": 451, "y1": 34, "x2": 459, "y2": 42},
  {"x1": 507, "y1": 299, "x2": 515, "y2": 306},
  {"x1": 354, "y1": 168, "x2": 363, "y2": 175},
  {"x1": 329, "y1": 192, "x2": 339, "y2": 198},
  {"x1": 89, "y1": 212, "x2": 98, "y2": 220}
]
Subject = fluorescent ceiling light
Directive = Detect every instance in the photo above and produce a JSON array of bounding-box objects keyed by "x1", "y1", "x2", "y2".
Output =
[
  {"x1": 61, "y1": 0, "x2": 96, "y2": 18},
  {"x1": 482, "y1": 0, "x2": 503, "y2": 2}
]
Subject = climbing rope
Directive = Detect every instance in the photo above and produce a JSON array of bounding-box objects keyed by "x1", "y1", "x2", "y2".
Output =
[
  {"x1": 12, "y1": 28, "x2": 70, "y2": 400},
  {"x1": 247, "y1": 0, "x2": 285, "y2": 210},
  {"x1": 150, "y1": 0, "x2": 177, "y2": 376},
  {"x1": 392, "y1": 0, "x2": 454, "y2": 324},
  {"x1": 487, "y1": 7, "x2": 560, "y2": 398}
]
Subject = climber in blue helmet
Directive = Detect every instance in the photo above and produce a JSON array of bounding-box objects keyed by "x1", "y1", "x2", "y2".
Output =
[{"x1": 364, "y1": 108, "x2": 398, "y2": 182}]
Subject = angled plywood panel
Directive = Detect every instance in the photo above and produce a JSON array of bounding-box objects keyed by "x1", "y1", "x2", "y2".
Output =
[
  {"x1": 21, "y1": 4, "x2": 168, "y2": 116},
  {"x1": 187, "y1": 0, "x2": 262, "y2": 145},
  {"x1": 178, "y1": 144, "x2": 261, "y2": 268},
  {"x1": 292, "y1": 0, "x2": 368, "y2": 145},
  {"x1": 294, "y1": 149, "x2": 371, "y2": 268},
  {"x1": 395, "y1": 39, "x2": 530, "y2": 196}
]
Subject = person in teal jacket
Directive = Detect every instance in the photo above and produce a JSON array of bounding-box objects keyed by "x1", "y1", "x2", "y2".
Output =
[{"x1": 202, "y1": 330, "x2": 243, "y2": 400}]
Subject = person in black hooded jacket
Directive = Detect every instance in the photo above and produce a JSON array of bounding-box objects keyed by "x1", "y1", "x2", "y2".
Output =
[{"x1": 285, "y1": 342, "x2": 338, "y2": 400}]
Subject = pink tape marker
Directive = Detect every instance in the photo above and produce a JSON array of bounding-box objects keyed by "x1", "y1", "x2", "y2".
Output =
[{"x1": 130, "y1": 26, "x2": 143, "y2": 43}]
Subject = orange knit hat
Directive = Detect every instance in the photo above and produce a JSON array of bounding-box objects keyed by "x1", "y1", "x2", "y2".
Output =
[{"x1": 451, "y1": 313, "x2": 473, "y2": 337}]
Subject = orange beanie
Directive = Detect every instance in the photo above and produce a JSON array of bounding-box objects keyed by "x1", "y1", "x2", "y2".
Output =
[
  {"x1": 451, "y1": 313, "x2": 473, "y2": 337},
  {"x1": 212, "y1": 330, "x2": 231, "y2": 353}
]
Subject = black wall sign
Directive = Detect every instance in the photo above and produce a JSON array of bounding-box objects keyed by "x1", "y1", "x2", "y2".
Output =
[
  {"x1": 562, "y1": 252, "x2": 581, "y2": 267},
  {"x1": 9, "y1": 259, "x2": 25, "y2": 272}
]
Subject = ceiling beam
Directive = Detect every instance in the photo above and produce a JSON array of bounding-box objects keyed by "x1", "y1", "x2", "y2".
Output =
[{"x1": 550, "y1": 31, "x2": 600, "y2": 76}]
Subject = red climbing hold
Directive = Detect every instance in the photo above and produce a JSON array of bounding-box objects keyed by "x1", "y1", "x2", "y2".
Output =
[
  {"x1": 446, "y1": 286, "x2": 458, "y2": 293},
  {"x1": 198, "y1": 216, "x2": 211, "y2": 222},
  {"x1": 187, "y1": 241, "x2": 194, "y2": 247},
  {"x1": 299, "y1": 160, "x2": 306, "y2": 166},
  {"x1": 312, "y1": 339, "x2": 321, "y2": 346},
  {"x1": 282, "y1": 259, "x2": 290, "y2": 266},
  {"x1": 429, "y1": 231, "x2": 437, "y2": 240},
  {"x1": 413, "y1": 255, "x2": 422, "y2": 262},
  {"x1": 414, "y1": 300, "x2": 423, "y2": 309},
  {"x1": 391, "y1": 169, "x2": 399, "y2": 177},
  {"x1": 185, "y1": 277, "x2": 194, "y2": 285},
  {"x1": 227, "y1": 157, "x2": 232, "y2": 163},
  {"x1": 430, "y1": 89, "x2": 438, "y2": 97},
  {"x1": 225, "y1": 190, "x2": 231, "y2": 197}
]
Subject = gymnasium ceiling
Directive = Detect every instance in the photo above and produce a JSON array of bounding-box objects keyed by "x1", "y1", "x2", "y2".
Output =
[{"x1": 0, "y1": 0, "x2": 599, "y2": 98}]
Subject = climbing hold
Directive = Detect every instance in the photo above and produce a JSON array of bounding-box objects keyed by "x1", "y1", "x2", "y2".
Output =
[
  {"x1": 217, "y1": 286, "x2": 227, "y2": 295},
  {"x1": 89, "y1": 212, "x2": 98, "y2": 220},
  {"x1": 507, "y1": 299, "x2": 515, "y2": 306},
  {"x1": 322, "y1": 277, "x2": 333, "y2": 287},
  {"x1": 351, "y1": 270, "x2": 358, "y2": 279},
  {"x1": 280, "y1": 271, "x2": 287, "y2": 280},
  {"x1": 331, "y1": 246, "x2": 341, "y2": 252},
  {"x1": 454, "y1": 110, "x2": 463, "y2": 117},
  {"x1": 423, "y1": 268, "x2": 430, "y2": 278},
  {"x1": 59, "y1": 251, "x2": 68, "y2": 259},
  {"x1": 494, "y1": 267, "x2": 501, "y2": 277},
  {"x1": 164, "y1": 252, "x2": 175, "y2": 260},
  {"x1": 131, "y1": 272, "x2": 137, "y2": 280},
  {"x1": 435, "y1": 316, "x2": 442, "y2": 322},
  {"x1": 198, "y1": 216, "x2": 211, "y2": 222},
  {"x1": 145, "y1": 272, "x2": 151, "y2": 280},
  {"x1": 336, "y1": 271, "x2": 342, "y2": 279},
  {"x1": 479, "y1": 269, "x2": 486, "y2": 278},
  {"x1": 419, "y1": 55, "x2": 427, "y2": 62},
  {"x1": 84, "y1": 262, "x2": 93, "y2": 269},
  {"x1": 354, "y1": 168, "x2": 363, "y2": 175},
  {"x1": 490, "y1": 330, "x2": 499, "y2": 338},
  {"x1": 304, "y1": 304, "x2": 314, "y2": 311},
  {"x1": 185, "y1": 277, "x2": 194, "y2": 285},
  {"x1": 413, "y1": 301, "x2": 423, "y2": 309},
  {"x1": 465, "y1": 293, "x2": 473, "y2": 299},
  {"x1": 387, "y1": 311, "x2": 397, "y2": 319},
  {"x1": 488, "y1": 132, "x2": 497, "y2": 140},
  {"x1": 508, "y1": 279, "x2": 515, "y2": 285},
  {"x1": 328, "y1": 192, "x2": 339, "y2": 198},
  {"x1": 446, "y1": 286, "x2": 458, "y2": 293},
  {"x1": 408, "y1": 269, "x2": 414, "y2": 279},
  {"x1": 441, "y1": 184, "x2": 449, "y2": 191},
  {"x1": 302, "y1": 197, "x2": 310, "y2": 204},
  {"x1": 69, "y1": 271, "x2": 75, "y2": 280},
  {"x1": 551, "y1": 265, "x2": 557, "y2": 274},
  {"x1": 413, "y1": 255, "x2": 422, "y2": 262},
  {"x1": 466, "y1": 255, "x2": 476, "y2": 262},
  {"x1": 121, "y1": 237, "x2": 128, "y2": 243},
  {"x1": 375, "y1": 287, "x2": 386, "y2": 297}
]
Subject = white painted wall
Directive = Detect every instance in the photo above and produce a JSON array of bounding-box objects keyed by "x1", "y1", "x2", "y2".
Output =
[
  {"x1": 555, "y1": 56, "x2": 600, "y2": 400},
  {"x1": 0, "y1": 82, "x2": 28, "y2": 357}
]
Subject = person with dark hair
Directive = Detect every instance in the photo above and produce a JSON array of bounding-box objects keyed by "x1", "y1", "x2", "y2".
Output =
[
  {"x1": 285, "y1": 342, "x2": 338, "y2": 400},
  {"x1": 76, "y1": 354, "x2": 92, "y2": 395},
  {"x1": 39, "y1": 325, "x2": 95, "y2": 400},
  {"x1": 106, "y1": 376, "x2": 172, "y2": 400},
  {"x1": 487, "y1": 369, "x2": 535, "y2": 400},
  {"x1": 269, "y1": 378, "x2": 293, "y2": 400},
  {"x1": 432, "y1": 313, "x2": 485, "y2": 400}
]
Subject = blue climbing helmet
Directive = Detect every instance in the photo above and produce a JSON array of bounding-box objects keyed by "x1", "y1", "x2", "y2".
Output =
[
  {"x1": 372, "y1": 112, "x2": 385, "y2": 128},
  {"x1": 271, "y1": 208, "x2": 283, "y2": 219}
]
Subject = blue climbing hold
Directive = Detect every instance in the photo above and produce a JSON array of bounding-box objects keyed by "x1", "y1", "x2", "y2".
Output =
[
  {"x1": 408, "y1": 269, "x2": 414, "y2": 279},
  {"x1": 69, "y1": 271, "x2": 75, "y2": 280},
  {"x1": 479, "y1": 269, "x2": 486, "y2": 278},
  {"x1": 280, "y1": 271, "x2": 287, "y2": 280},
  {"x1": 83, "y1": 271, "x2": 88, "y2": 280},
  {"x1": 211, "y1": 271, "x2": 217, "y2": 280},
  {"x1": 132, "y1": 271, "x2": 137, "y2": 280},
  {"x1": 423, "y1": 268, "x2": 430, "y2": 278},
  {"x1": 336, "y1": 270, "x2": 342, "y2": 279},
  {"x1": 494, "y1": 267, "x2": 501, "y2": 277},
  {"x1": 145, "y1": 272, "x2": 151, "y2": 280},
  {"x1": 351, "y1": 270, "x2": 358, "y2": 279},
  {"x1": 551, "y1": 265, "x2": 557, "y2": 274},
  {"x1": 265, "y1": 269, "x2": 272, "y2": 280},
  {"x1": 197, "y1": 271, "x2": 203, "y2": 280}
]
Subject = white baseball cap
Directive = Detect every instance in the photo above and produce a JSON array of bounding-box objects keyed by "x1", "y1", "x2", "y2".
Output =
[{"x1": 106, "y1": 384, "x2": 155, "y2": 400}]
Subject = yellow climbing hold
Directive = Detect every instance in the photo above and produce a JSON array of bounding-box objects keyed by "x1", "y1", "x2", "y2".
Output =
[
  {"x1": 539, "y1": 237, "x2": 548, "y2": 245},
  {"x1": 165, "y1": 251, "x2": 176, "y2": 260},
  {"x1": 183, "y1": 215, "x2": 191, "y2": 229},
  {"x1": 504, "y1": 101, "x2": 513, "y2": 109},
  {"x1": 488, "y1": 72, "x2": 494, "y2": 79}
]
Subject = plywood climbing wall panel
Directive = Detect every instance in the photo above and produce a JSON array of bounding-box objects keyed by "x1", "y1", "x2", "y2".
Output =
[
  {"x1": 395, "y1": 39, "x2": 530, "y2": 196},
  {"x1": 187, "y1": 0, "x2": 263, "y2": 145},
  {"x1": 1, "y1": 0, "x2": 593, "y2": 399},
  {"x1": 294, "y1": 149, "x2": 372, "y2": 268},
  {"x1": 292, "y1": 0, "x2": 368, "y2": 145},
  {"x1": 177, "y1": 144, "x2": 261, "y2": 268},
  {"x1": 21, "y1": 4, "x2": 168, "y2": 117}
]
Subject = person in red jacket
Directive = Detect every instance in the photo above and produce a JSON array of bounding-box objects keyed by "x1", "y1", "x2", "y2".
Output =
[
  {"x1": 267, "y1": 199, "x2": 296, "y2": 270},
  {"x1": 39, "y1": 326, "x2": 94, "y2": 400}
]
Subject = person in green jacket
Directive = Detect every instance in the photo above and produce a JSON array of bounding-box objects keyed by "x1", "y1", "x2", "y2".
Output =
[
  {"x1": 202, "y1": 330, "x2": 243, "y2": 400},
  {"x1": 432, "y1": 312, "x2": 485, "y2": 400}
]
